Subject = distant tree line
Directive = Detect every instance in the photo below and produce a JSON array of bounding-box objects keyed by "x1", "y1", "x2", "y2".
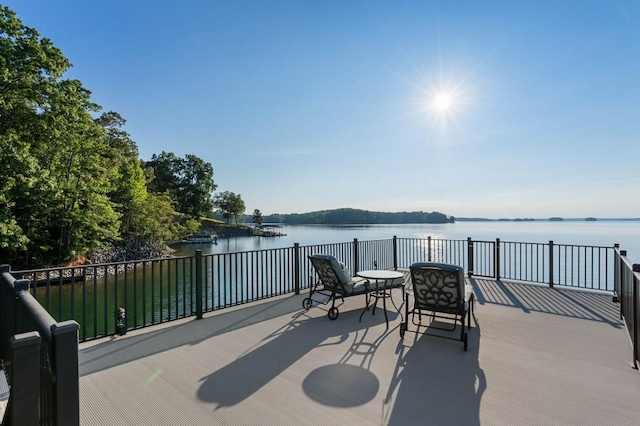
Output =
[{"x1": 262, "y1": 208, "x2": 455, "y2": 225}]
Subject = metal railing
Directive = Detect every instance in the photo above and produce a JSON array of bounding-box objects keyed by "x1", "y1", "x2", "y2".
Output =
[
  {"x1": 4, "y1": 237, "x2": 623, "y2": 343},
  {"x1": 2, "y1": 235, "x2": 638, "y2": 418},
  {"x1": 614, "y1": 248, "x2": 640, "y2": 369},
  {"x1": 0, "y1": 265, "x2": 79, "y2": 426}
]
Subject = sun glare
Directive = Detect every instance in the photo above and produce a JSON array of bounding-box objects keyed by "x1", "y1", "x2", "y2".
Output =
[{"x1": 432, "y1": 92, "x2": 454, "y2": 112}]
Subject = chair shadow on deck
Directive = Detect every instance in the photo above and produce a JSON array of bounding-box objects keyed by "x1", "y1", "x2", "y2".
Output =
[
  {"x1": 196, "y1": 307, "x2": 395, "y2": 409},
  {"x1": 79, "y1": 294, "x2": 315, "y2": 376},
  {"x1": 385, "y1": 311, "x2": 485, "y2": 426}
]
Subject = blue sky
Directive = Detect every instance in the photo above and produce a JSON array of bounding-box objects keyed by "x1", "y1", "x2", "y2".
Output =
[{"x1": 9, "y1": 1, "x2": 640, "y2": 218}]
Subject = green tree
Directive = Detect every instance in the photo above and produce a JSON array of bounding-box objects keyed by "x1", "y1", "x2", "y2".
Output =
[
  {"x1": 214, "y1": 191, "x2": 246, "y2": 224},
  {"x1": 175, "y1": 154, "x2": 216, "y2": 219},
  {"x1": 145, "y1": 151, "x2": 216, "y2": 219},
  {"x1": 96, "y1": 111, "x2": 148, "y2": 235},
  {"x1": 0, "y1": 134, "x2": 49, "y2": 253},
  {"x1": 134, "y1": 193, "x2": 198, "y2": 242},
  {"x1": 145, "y1": 151, "x2": 181, "y2": 194},
  {"x1": 252, "y1": 209, "x2": 263, "y2": 227},
  {"x1": 0, "y1": 6, "x2": 120, "y2": 264},
  {"x1": 40, "y1": 79, "x2": 120, "y2": 261}
]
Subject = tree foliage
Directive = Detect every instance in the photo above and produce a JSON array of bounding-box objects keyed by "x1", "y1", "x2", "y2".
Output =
[
  {"x1": 0, "y1": 6, "x2": 215, "y2": 267},
  {"x1": 144, "y1": 151, "x2": 216, "y2": 219},
  {"x1": 214, "y1": 191, "x2": 246, "y2": 224},
  {"x1": 252, "y1": 209, "x2": 263, "y2": 227},
  {"x1": 0, "y1": 6, "x2": 121, "y2": 265}
]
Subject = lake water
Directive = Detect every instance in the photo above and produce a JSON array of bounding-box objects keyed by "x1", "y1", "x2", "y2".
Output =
[{"x1": 174, "y1": 221, "x2": 640, "y2": 263}]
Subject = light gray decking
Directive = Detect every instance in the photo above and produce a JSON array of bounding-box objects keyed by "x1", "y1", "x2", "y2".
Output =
[{"x1": 78, "y1": 278, "x2": 640, "y2": 425}]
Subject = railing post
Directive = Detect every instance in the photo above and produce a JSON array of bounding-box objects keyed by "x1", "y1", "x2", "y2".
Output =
[
  {"x1": 621, "y1": 250, "x2": 628, "y2": 320},
  {"x1": 549, "y1": 241, "x2": 554, "y2": 288},
  {"x1": 353, "y1": 239, "x2": 359, "y2": 275},
  {"x1": 467, "y1": 237, "x2": 474, "y2": 277},
  {"x1": 294, "y1": 243, "x2": 301, "y2": 295},
  {"x1": 195, "y1": 250, "x2": 203, "y2": 320},
  {"x1": 632, "y1": 264, "x2": 640, "y2": 369},
  {"x1": 8, "y1": 331, "x2": 41, "y2": 426},
  {"x1": 427, "y1": 236, "x2": 432, "y2": 262},
  {"x1": 14, "y1": 278, "x2": 29, "y2": 293},
  {"x1": 392, "y1": 236, "x2": 398, "y2": 270},
  {"x1": 613, "y1": 244, "x2": 620, "y2": 303},
  {"x1": 495, "y1": 238, "x2": 501, "y2": 280},
  {"x1": 51, "y1": 320, "x2": 80, "y2": 425}
]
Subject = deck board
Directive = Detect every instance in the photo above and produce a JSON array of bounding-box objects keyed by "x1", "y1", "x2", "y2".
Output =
[{"x1": 78, "y1": 278, "x2": 640, "y2": 425}]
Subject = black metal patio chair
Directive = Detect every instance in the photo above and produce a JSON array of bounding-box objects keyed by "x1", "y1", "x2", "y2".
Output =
[
  {"x1": 303, "y1": 254, "x2": 375, "y2": 321},
  {"x1": 400, "y1": 262, "x2": 475, "y2": 350}
]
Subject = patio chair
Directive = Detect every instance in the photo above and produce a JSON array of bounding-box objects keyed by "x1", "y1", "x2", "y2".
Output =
[
  {"x1": 303, "y1": 254, "x2": 376, "y2": 321},
  {"x1": 400, "y1": 262, "x2": 474, "y2": 350}
]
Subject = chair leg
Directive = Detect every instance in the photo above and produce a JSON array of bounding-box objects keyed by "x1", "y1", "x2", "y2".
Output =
[
  {"x1": 360, "y1": 292, "x2": 371, "y2": 323},
  {"x1": 328, "y1": 291, "x2": 340, "y2": 320}
]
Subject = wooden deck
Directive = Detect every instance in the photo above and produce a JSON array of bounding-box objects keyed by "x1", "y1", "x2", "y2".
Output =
[{"x1": 78, "y1": 278, "x2": 640, "y2": 425}]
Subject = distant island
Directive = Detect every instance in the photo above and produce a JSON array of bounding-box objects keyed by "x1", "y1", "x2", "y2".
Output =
[
  {"x1": 248, "y1": 211, "x2": 640, "y2": 225},
  {"x1": 261, "y1": 208, "x2": 455, "y2": 225}
]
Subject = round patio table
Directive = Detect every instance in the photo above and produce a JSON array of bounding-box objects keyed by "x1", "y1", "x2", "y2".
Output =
[{"x1": 356, "y1": 270, "x2": 404, "y2": 328}]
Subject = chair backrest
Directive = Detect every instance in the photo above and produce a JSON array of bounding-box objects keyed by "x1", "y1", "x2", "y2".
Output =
[
  {"x1": 409, "y1": 262, "x2": 465, "y2": 314},
  {"x1": 308, "y1": 254, "x2": 351, "y2": 294}
]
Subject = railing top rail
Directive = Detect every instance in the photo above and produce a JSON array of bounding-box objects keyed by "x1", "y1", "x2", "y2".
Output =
[
  {"x1": 17, "y1": 291, "x2": 57, "y2": 341},
  {"x1": 299, "y1": 241, "x2": 356, "y2": 249},
  {"x1": 618, "y1": 250, "x2": 638, "y2": 271},
  {"x1": 2, "y1": 270, "x2": 18, "y2": 287}
]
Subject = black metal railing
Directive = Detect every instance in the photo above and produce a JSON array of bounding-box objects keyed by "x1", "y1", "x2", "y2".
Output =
[
  {"x1": 203, "y1": 246, "x2": 297, "y2": 313},
  {"x1": 0, "y1": 265, "x2": 79, "y2": 425},
  {"x1": 2, "y1": 236, "x2": 637, "y2": 422},
  {"x1": 5, "y1": 236, "x2": 624, "y2": 343},
  {"x1": 614, "y1": 248, "x2": 640, "y2": 369},
  {"x1": 14, "y1": 256, "x2": 198, "y2": 341}
]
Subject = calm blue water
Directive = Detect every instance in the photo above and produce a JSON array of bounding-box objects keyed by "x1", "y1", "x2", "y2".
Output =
[{"x1": 174, "y1": 221, "x2": 640, "y2": 263}]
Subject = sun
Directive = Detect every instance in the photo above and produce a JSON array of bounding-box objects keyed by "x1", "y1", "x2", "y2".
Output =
[{"x1": 431, "y1": 91, "x2": 454, "y2": 112}]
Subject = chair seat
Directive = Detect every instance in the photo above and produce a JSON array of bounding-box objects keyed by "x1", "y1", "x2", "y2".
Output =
[{"x1": 344, "y1": 277, "x2": 369, "y2": 294}]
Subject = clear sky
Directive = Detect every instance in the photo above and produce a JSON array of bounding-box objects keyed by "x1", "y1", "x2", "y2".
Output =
[{"x1": 9, "y1": 1, "x2": 640, "y2": 218}]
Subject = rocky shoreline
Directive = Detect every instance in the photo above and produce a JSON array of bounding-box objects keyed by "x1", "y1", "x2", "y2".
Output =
[{"x1": 87, "y1": 236, "x2": 174, "y2": 265}]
